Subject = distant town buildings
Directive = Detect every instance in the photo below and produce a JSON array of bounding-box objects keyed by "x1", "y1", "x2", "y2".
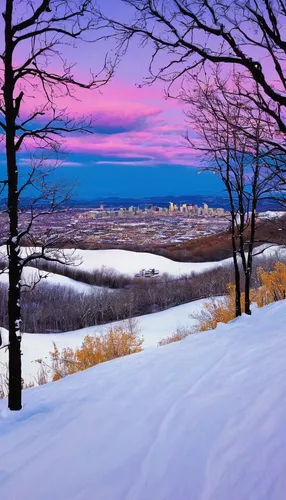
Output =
[{"x1": 78, "y1": 202, "x2": 228, "y2": 220}]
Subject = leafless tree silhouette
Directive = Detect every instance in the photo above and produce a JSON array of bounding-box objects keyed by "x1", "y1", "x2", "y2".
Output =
[
  {"x1": 97, "y1": 0, "x2": 286, "y2": 131},
  {"x1": 184, "y1": 72, "x2": 284, "y2": 314},
  {"x1": 1, "y1": 0, "x2": 116, "y2": 410}
]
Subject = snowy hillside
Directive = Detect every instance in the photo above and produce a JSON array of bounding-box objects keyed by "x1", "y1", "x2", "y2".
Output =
[
  {"x1": 259, "y1": 210, "x2": 286, "y2": 219},
  {"x1": 1, "y1": 300, "x2": 286, "y2": 500},
  {"x1": 74, "y1": 248, "x2": 226, "y2": 275},
  {"x1": 0, "y1": 298, "x2": 211, "y2": 384},
  {"x1": 1, "y1": 245, "x2": 285, "y2": 278},
  {"x1": 0, "y1": 266, "x2": 94, "y2": 293},
  {"x1": 0, "y1": 245, "x2": 226, "y2": 276},
  {"x1": 73, "y1": 245, "x2": 286, "y2": 275}
]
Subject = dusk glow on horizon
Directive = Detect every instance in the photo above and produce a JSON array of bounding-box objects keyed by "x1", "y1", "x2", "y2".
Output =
[
  {"x1": 0, "y1": 0, "x2": 222, "y2": 199},
  {"x1": 0, "y1": 0, "x2": 279, "y2": 199}
]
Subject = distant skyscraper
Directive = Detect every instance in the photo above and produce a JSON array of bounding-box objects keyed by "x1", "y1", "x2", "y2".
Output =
[{"x1": 203, "y1": 203, "x2": 209, "y2": 216}]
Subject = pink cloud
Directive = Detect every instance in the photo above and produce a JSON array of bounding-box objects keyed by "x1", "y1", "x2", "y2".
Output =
[
  {"x1": 14, "y1": 75, "x2": 193, "y2": 166},
  {"x1": 61, "y1": 129, "x2": 198, "y2": 166},
  {"x1": 18, "y1": 79, "x2": 164, "y2": 135}
]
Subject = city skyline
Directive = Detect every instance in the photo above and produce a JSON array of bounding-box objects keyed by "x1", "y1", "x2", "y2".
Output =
[{"x1": 80, "y1": 201, "x2": 227, "y2": 218}]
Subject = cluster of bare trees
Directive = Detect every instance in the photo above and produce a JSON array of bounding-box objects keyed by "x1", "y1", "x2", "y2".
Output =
[
  {"x1": 184, "y1": 72, "x2": 286, "y2": 315},
  {"x1": 28, "y1": 260, "x2": 133, "y2": 289},
  {"x1": 0, "y1": 255, "x2": 282, "y2": 333},
  {"x1": 0, "y1": 266, "x2": 229, "y2": 332}
]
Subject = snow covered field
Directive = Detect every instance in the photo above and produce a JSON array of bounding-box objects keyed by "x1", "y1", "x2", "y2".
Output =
[
  {"x1": 74, "y1": 248, "x2": 226, "y2": 275},
  {"x1": 14, "y1": 245, "x2": 285, "y2": 277},
  {"x1": 0, "y1": 266, "x2": 93, "y2": 293},
  {"x1": 259, "y1": 210, "x2": 286, "y2": 219},
  {"x1": 0, "y1": 244, "x2": 226, "y2": 276},
  {"x1": 1, "y1": 300, "x2": 286, "y2": 500},
  {"x1": 1, "y1": 244, "x2": 285, "y2": 279},
  {"x1": 73, "y1": 245, "x2": 286, "y2": 275},
  {"x1": 23, "y1": 245, "x2": 286, "y2": 276},
  {"x1": 0, "y1": 298, "x2": 211, "y2": 384}
]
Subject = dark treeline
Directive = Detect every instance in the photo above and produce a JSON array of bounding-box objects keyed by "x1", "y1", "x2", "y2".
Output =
[
  {"x1": 0, "y1": 266, "x2": 228, "y2": 332},
  {"x1": 0, "y1": 255, "x2": 281, "y2": 333},
  {"x1": 29, "y1": 259, "x2": 132, "y2": 289}
]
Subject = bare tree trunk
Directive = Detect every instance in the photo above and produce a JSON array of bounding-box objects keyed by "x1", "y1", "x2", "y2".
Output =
[
  {"x1": 245, "y1": 202, "x2": 257, "y2": 316},
  {"x1": 245, "y1": 233, "x2": 254, "y2": 315},
  {"x1": 0, "y1": 0, "x2": 115, "y2": 410},
  {"x1": 231, "y1": 231, "x2": 242, "y2": 317},
  {"x1": 4, "y1": 0, "x2": 22, "y2": 410},
  {"x1": 244, "y1": 130, "x2": 260, "y2": 316},
  {"x1": 227, "y1": 157, "x2": 241, "y2": 317}
]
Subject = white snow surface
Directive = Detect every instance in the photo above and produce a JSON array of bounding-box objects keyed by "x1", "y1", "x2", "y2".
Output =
[
  {"x1": 1, "y1": 300, "x2": 286, "y2": 500},
  {"x1": 1, "y1": 245, "x2": 285, "y2": 278},
  {"x1": 0, "y1": 299, "x2": 210, "y2": 384},
  {"x1": 259, "y1": 210, "x2": 286, "y2": 219},
  {"x1": 0, "y1": 245, "x2": 225, "y2": 276},
  {"x1": 64, "y1": 245, "x2": 286, "y2": 276},
  {"x1": 0, "y1": 266, "x2": 93, "y2": 293},
  {"x1": 74, "y1": 248, "x2": 225, "y2": 275}
]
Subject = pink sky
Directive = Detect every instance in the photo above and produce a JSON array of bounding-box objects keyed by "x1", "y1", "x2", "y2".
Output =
[
  {"x1": 17, "y1": 76, "x2": 195, "y2": 167},
  {"x1": 1, "y1": 1, "x2": 197, "y2": 170}
]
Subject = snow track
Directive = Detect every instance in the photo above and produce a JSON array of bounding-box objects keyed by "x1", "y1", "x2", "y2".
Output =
[{"x1": 1, "y1": 301, "x2": 286, "y2": 499}]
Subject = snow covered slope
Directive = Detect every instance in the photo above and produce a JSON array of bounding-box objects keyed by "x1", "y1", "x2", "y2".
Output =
[
  {"x1": 24, "y1": 245, "x2": 286, "y2": 276},
  {"x1": 0, "y1": 266, "x2": 94, "y2": 293},
  {"x1": 1, "y1": 245, "x2": 223, "y2": 275},
  {"x1": 74, "y1": 245, "x2": 286, "y2": 275},
  {"x1": 259, "y1": 210, "x2": 286, "y2": 219},
  {"x1": 74, "y1": 248, "x2": 225, "y2": 275},
  {"x1": 1, "y1": 300, "x2": 286, "y2": 500},
  {"x1": 0, "y1": 245, "x2": 230, "y2": 275},
  {"x1": 0, "y1": 298, "x2": 210, "y2": 384},
  {"x1": 1, "y1": 245, "x2": 285, "y2": 278}
]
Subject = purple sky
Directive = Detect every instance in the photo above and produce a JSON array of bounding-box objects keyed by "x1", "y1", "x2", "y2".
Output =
[{"x1": 0, "y1": 1, "x2": 225, "y2": 198}]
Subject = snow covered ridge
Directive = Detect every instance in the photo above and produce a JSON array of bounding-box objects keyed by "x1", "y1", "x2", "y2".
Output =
[
  {"x1": 259, "y1": 210, "x2": 286, "y2": 219},
  {"x1": 0, "y1": 265, "x2": 93, "y2": 293},
  {"x1": 1, "y1": 244, "x2": 286, "y2": 278},
  {"x1": 1, "y1": 300, "x2": 286, "y2": 500},
  {"x1": 0, "y1": 244, "x2": 225, "y2": 276},
  {"x1": 61, "y1": 245, "x2": 286, "y2": 275}
]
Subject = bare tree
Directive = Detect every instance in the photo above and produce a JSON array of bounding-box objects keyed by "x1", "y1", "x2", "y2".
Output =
[
  {"x1": 185, "y1": 73, "x2": 282, "y2": 314},
  {"x1": 1, "y1": 0, "x2": 116, "y2": 410},
  {"x1": 97, "y1": 0, "x2": 286, "y2": 132}
]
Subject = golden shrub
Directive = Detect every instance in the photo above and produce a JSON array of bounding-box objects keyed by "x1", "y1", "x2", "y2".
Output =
[
  {"x1": 252, "y1": 262, "x2": 286, "y2": 307},
  {"x1": 194, "y1": 262, "x2": 286, "y2": 333},
  {"x1": 193, "y1": 283, "x2": 242, "y2": 332},
  {"x1": 50, "y1": 325, "x2": 143, "y2": 381}
]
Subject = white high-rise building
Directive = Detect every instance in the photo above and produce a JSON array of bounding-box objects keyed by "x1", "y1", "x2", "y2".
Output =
[{"x1": 203, "y1": 203, "x2": 209, "y2": 216}]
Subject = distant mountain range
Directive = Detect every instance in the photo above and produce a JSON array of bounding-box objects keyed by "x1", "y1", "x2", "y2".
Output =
[
  {"x1": 0, "y1": 195, "x2": 284, "y2": 211},
  {"x1": 68, "y1": 195, "x2": 233, "y2": 209}
]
